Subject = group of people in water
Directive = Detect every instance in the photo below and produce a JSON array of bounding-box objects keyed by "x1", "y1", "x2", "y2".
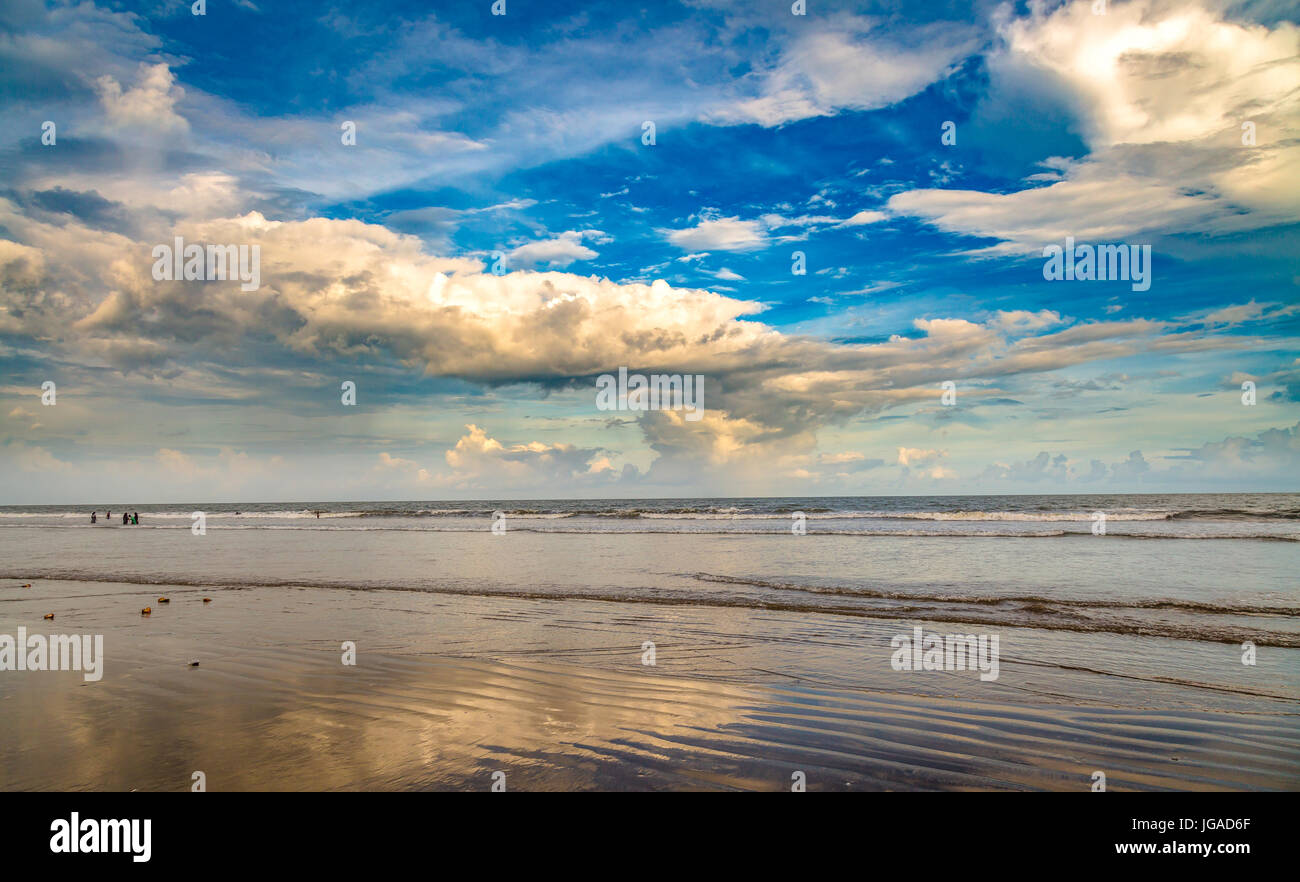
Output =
[{"x1": 90, "y1": 510, "x2": 140, "y2": 525}]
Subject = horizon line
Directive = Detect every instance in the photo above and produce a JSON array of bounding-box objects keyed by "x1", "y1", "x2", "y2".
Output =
[{"x1": 2, "y1": 490, "x2": 1297, "y2": 508}]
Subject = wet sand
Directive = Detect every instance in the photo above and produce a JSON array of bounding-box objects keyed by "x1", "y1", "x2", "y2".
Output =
[{"x1": 2, "y1": 578, "x2": 1297, "y2": 791}]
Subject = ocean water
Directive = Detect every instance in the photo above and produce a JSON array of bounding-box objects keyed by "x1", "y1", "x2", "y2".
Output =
[
  {"x1": 1, "y1": 493, "x2": 1297, "y2": 789},
  {"x1": 4, "y1": 492, "x2": 1299, "y2": 535},
  {"x1": 3, "y1": 493, "x2": 1298, "y2": 649}
]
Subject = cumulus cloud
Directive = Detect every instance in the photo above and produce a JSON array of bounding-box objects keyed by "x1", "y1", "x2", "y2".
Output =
[
  {"x1": 440, "y1": 424, "x2": 625, "y2": 488},
  {"x1": 897, "y1": 446, "x2": 946, "y2": 467},
  {"x1": 974, "y1": 429, "x2": 1300, "y2": 488},
  {"x1": 153, "y1": 447, "x2": 275, "y2": 486},
  {"x1": 979, "y1": 451, "x2": 1071, "y2": 483},
  {"x1": 94, "y1": 63, "x2": 189, "y2": 135},
  {"x1": 12, "y1": 444, "x2": 75, "y2": 474},
  {"x1": 888, "y1": 0, "x2": 1300, "y2": 251},
  {"x1": 508, "y1": 231, "x2": 601, "y2": 268},
  {"x1": 1176, "y1": 420, "x2": 1300, "y2": 473},
  {"x1": 369, "y1": 426, "x2": 638, "y2": 491},
  {"x1": 1, "y1": 188, "x2": 1282, "y2": 493},
  {"x1": 897, "y1": 446, "x2": 956, "y2": 481},
  {"x1": 998, "y1": 0, "x2": 1297, "y2": 150}
]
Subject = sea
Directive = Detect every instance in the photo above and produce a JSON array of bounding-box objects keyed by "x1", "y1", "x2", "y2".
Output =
[{"x1": 2, "y1": 492, "x2": 1297, "y2": 648}]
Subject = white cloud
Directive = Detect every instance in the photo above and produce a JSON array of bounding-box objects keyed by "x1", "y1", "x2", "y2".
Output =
[
  {"x1": 839, "y1": 210, "x2": 889, "y2": 227},
  {"x1": 2, "y1": 187, "x2": 1294, "y2": 495},
  {"x1": 508, "y1": 231, "x2": 599, "y2": 267},
  {"x1": 1195, "y1": 300, "x2": 1300, "y2": 327},
  {"x1": 998, "y1": 0, "x2": 1298, "y2": 150},
  {"x1": 992, "y1": 310, "x2": 1067, "y2": 334},
  {"x1": 711, "y1": 18, "x2": 974, "y2": 127},
  {"x1": 819, "y1": 451, "x2": 868, "y2": 465},
  {"x1": 153, "y1": 447, "x2": 272, "y2": 485},
  {"x1": 663, "y1": 216, "x2": 768, "y2": 252},
  {"x1": 1179, "y1": 421, "x2": 1300, "y2": 473},
  {"x1": 897, "y1": 447, "x2": 946, "y2": 467},
  {"x1": 94, "y1": 63, "x2": 189, "y2": 135},
  {"x1": 14, "y1": 445, "x2": 75, "y2": 474},
  {"x1": 888, "y1": 157, "x2": 1221, "y2": 254},
  {"x1": 377, "y1": 452, "x2": 419, "y2": 470},
  {"x1": 441, "y1": 424, "x2": 623, "y2": 488},
  {"x1": 888, "y1": 0, "x2": 1300, "y2": 249}
]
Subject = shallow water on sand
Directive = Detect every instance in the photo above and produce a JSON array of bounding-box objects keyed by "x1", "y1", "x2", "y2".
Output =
[{"x1": 2, "y1": 581, "x2": 1297, "y2": 791}]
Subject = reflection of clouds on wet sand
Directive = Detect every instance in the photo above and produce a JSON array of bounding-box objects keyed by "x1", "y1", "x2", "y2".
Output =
[
  {"x1": 4, "y1": 646, "x2": 1297, "y2": 792},
  {"x1": 1, "y1": 563, "x2": 1297, "y2": 791}
]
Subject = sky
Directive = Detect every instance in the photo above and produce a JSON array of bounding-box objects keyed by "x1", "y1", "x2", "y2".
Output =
[{"x1": 0, "y1": 0, "x2": 1298, "y2": 503}]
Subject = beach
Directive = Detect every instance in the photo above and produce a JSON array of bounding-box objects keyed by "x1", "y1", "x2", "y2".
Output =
[{"x1": 1, "y1": 494, "x2": 1297, "y2": 791}]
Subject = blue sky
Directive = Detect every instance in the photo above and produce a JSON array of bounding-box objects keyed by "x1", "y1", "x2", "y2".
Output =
[{"x1": 1, "y1": 0, "x2": 1298, "y2": 501}]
